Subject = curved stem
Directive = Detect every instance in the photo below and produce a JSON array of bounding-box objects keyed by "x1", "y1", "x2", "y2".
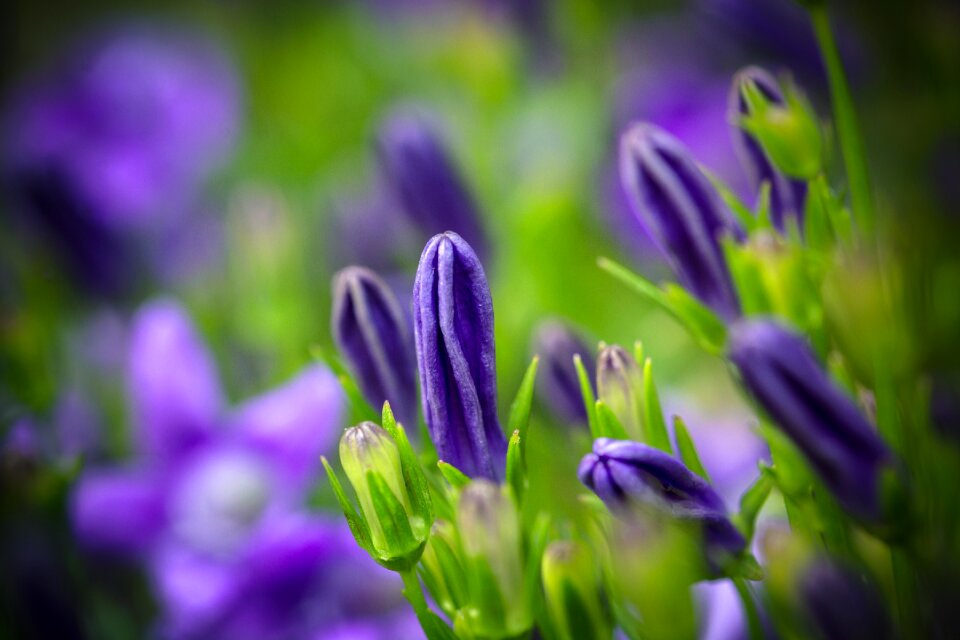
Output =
[
  {"x1": 733, "y1": 577, "x2": 764, "y2": 640},
  {"x1": 809, "y1": 4, "x2": 874, "y2": 234}
]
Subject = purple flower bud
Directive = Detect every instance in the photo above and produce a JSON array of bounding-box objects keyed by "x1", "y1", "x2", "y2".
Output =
[
  {"x1": 413, "y1": 232, "x2": 505, "y2": 480},
  {"x1": 532, "y1": 320, "x2": 594, "y2": 425},
  {"x1": 799, "y1": 559, "x2": 892, "y2": 640},
  {"x1": 332, "y1": 266, "x2": 418, "y2": 428},
  {"x1": 578, "y1": 438, "x2": 746, "y2": 563},
  {"x1": 729, "y1": 66, "x2": 808, "y2": 231},
  {"x1": 376, "y1": 108, "x2": 488, "y2": 261},
  {"x1": 619, "y1": 123, "x2": 742, "y2": 320},
  {"x1": 728, "y1": 319, "x2": 893, "y2": 522}
]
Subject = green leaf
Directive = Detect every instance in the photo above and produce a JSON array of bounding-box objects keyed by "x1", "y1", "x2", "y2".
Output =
[
  {"x1": 506, "y1": 430, "x2": 525, "y2": 503},
  {"x1": 417, "y1": 610, "x2": 461, "y2": 640},
  {"x1": 574, "y1": 354, "x2": 599, "y2": 437},
  {"x1": 507, "y1": 356, "x2": 539, "y2": 466},
  {"x1": 754, "y1": 181, "x2": 773, "y2": 230},
  {"x1": 322, "y1": 456, "x2": 373, "y2": 553},
  {"x1": 734, "y1": 467, "x2": 775, "y2": 541},
  {"x1": 437, "y1": 461, "x2": 471, "y2": 489},
  {"x1": 368, "y1": 471, "x2": 418, "y2": 563},
  {"x1": 598, "y1": 257, "x2": 726, "y2": 354},
  {"x1": 383, "y1": 402, "x2": 434, "y2": 523},
  {"x1": 642, "y1": 359, "x2": 672, "y2": 454},
  {"x1": 595, "y1": 400, "x2": 630, "y2": 440},
  {"x1": 705, "y1": 170, "x2": 757, "y2": 233},
  {"x1": 672, "y1": 416, "x2": 709, "y2": 481}
]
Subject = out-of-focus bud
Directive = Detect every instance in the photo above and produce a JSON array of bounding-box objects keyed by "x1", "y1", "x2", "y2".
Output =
[
  {"x1": 332, "y1": 266, "x2": 418, "y2": 428},
  {"x1": 419, "y1": 519, "x2": 467, "y2": 620},
  {"x1": 338, "y1": 422, "x2": 427, "y2": 567},
  {"x1": 728, "y1": 319, "x2": 897, "y2": 525},
  {"x1": 532, "y1": 320, "x2": 594, "y2": 425},
  {"x1": 456, "y1": 480, "x2": 532, "y2": 638},
  {"x1": 596, "y1": 345, "x2": 644, "y2": 440},
  {"x1": 541, "y1": 540, "x2": 612, "y2": 640},
  {"x1": 413, "y1": 232, "x2": 506, "y2": 480},
  {"x1": 619, "y1": 123, "x2": 742, "y2": 320},
  {"x1": 736, "y1": 70, "x2": 823, "y2": 182},
  {"x1": 578, "y1": 438, "x2": 746, "y2": 571},
  {"x1": 729, "y1": 66, "x2": 808, "y2": 232},
  {"x1": 799, "y1": 558, "x2": 893, "y2": 640},
  {"x1": 376, "y1": 108, "x2": 488, "y2": 260}
]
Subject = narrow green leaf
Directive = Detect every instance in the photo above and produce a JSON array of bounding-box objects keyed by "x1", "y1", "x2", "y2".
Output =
[
  {"x1": 672, "y1": 416, "x2": 709, "y2": 481},
  {"x1": 632, "y1": 341, "x2": 644, "y2": 369},
  {"x1": 506, "y1": 430, "x2": 525, "y2": 503},
  {"x1": 734, "y1": 467, "x2": 776, "y2": 541},
  {"x1": 705, "y1": 169, "x2": 757, "y2": 233},
  {"x1": 383, "y1": 401, "x2": 434, "y2": 522},
  {"x1": 507, "y1": 356, "x2": 539, "y2": 466},
  {"x1": 574, "y1": 354, "x2": 599, "y2": 437},
  {"x1": 368, "y1": 471, "x2": 417, "y2": 555},
  {"x1": 418, "y1": 610, "x2": 461, "y2": 640},
  {"x1": 755, "y1": 181, "x2": 772, "y2": 230},
  {"x1": 322, "y1": 456, "x2": 373, "y2": 553},
  {"x1": 437, "y1": 461, "x2": 471, "y2": 489},
  {"x1": 642, "y1": 359, "x2": 672, "y2": 454},
  {"x1": 595, "y1": 400, "x2": 630, "y2": 441}
]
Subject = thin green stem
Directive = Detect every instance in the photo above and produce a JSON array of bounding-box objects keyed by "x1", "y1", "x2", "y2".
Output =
[
  {"x1": 733, "y1": 578, "x2": 764, "y2": 640},
  {"x1": 809, "y1": 4, "x2": 874, "y2": 234},
  {"x1": 401, "y1": 569, "x2": 429, "y2": 617}
]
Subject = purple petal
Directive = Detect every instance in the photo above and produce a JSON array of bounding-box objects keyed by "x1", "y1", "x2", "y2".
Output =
[
  {"x1": 71, "y1": 468, "x2": 167, "y2": 554},
  {"x1": 128, "y1": 298, "x2": 223, "y2": 459},
  {"x1": 532, "y1": 320, "x2": 594, "y2": 425}
]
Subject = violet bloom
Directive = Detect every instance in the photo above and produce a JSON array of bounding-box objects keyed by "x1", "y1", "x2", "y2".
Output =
[
  {"x1": 71, "y1": 298, "x2": 409, "y2": 639},
  {"x1": 413, "y1": 232, "x2": 505, "y2": 480},
  {"x1": 2, "y1": 26, "x2": 239, "y2": 294},
  {"x1": 729, "y1": 67, "x2": 807, "y2": 232},
  {"x1": 532, "y1": 320, "x2": 594, "y2": 425},
  {"x1": 578, "y1": 438, "x2": 746, "y2": 567},
  {"x1": 376, "y1": 108, "x2": 489, "y2": 261},
  {"x1": 333, "y1": 266, "x2": 419, "y2": 428},
  {"x1": 799, "y1": 559, "x2": 892, "y2": 640},
  {"x1": 728, "y1": 319, "x2": 893, "y2": 522},
  {"x1": 619, "y1": 123, "x2": 742, "y2": 320}
]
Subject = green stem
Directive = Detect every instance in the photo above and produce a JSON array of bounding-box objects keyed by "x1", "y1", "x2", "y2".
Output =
[
  {"x1": 733, "y1": 578, "x2": 764, "y2": 640},
  {"x1": 401, "y1": 569, "x2": 429, "y2": 617},
  {"x1": 809, "y1": 4, "x2": 874, "y2": 234}
]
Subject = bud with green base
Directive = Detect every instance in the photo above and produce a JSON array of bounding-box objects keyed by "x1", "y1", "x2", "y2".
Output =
[
  {"x1": 541, "y1": 540, "x2": 613, "y2": 640},
  {"x1": 738, "y1": 74, "x2": 823, "y2": 180},
  {"x1": 322, "y1": 402, "x2": 433, "y2": 571},
  {"x1": 455, "y1": 480, "x2": 534, "y2": 639}
]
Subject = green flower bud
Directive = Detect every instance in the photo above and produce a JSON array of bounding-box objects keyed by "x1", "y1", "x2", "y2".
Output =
[
  {"x1": 541, "y1": 541, "x2": 612, "y2": 640},
  {"x1": 338, "y1": 421, "x2": 427, "y2": 567},
  {"x1": 597, "y1": 345, "x2": 644, "y2": 440},
  {"x1": 419, "y1": 519, "x2": 468, "y2": 619},
  {"x1": 739, "y1": 75, "x2": 823, "y2": 180},
  {"x1": 456, "y1": 480, "x2": 532, "y2": 638}
]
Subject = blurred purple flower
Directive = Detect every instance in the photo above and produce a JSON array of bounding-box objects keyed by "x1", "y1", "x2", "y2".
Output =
[
  {"x1": 531, "y1": 319, "x2": 594, "y2": 426},
  {"x1": 71, "y1": 298, "x2": 411, "y2": 639},
  {"x1": 377, "y1": 108, "x2": 489, "y2": 262},
  {"x1": 729, "y1": 67, "x2": 807, "y2": 231},
  {"x1": 3, "y1": 26, "x2": 240, "y2": 294},
  {"x1": 619, "y1": 123, "x2": 743, "y2": 320},
  {"x1": 413, "y1": 232, "x2": 505, "y2": 480},
  {"x1": 728, "y1": 319, "x2": 893, "y2": 522},
  {"x1": 799, "y1": 559, "x2": 892, "y2": 640},
  {"x1": 332, "y1": 266, "x2": 419, "y2": 428},
  {"x1": 578, "y1": 438, "x2": 746, "y2": 569}
]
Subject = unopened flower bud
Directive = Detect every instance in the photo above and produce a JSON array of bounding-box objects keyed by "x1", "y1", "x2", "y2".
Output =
[
  {"x1": 456, "y1": 480, "x2": 532, "y2": 638},
  {"x1": 542, "y1": 541, "x2": 612, "y2": 640},
  {"x1": 532, "y1": 320, "x2": 594, "y2": 425},
  {"x1": 596, "y1": 345, "x2": 643, "y2": 440}
]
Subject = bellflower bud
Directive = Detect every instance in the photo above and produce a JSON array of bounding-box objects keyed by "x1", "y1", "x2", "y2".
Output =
[
  {"x1": 734, "y1": 68, "x2": 822, "y2": 182},
  {"x1": 338, "y1": 422, "x2": 427, "y2": 565},
  {"x1": 619, "y1": 123, "x2": 742, "y2": 320},
  {"x1": 596, "y1": 345, "x2": 644, "y2": 440},
  {"x1": 532, "y1": 320, "x2": 595, "y2": 425},
  {"x1": 456, "y1": 480, "x2": 532, "y2": 638},
  {"x1": 798, "y1": 559, "x2": 892, "y2": 640},
  {"x1": 578, "y1": 438, "x2": 746, "y2": 569},
  {"x1": 376, "y1": 109, "x2": 488, "y2": 260},
  {"x1": 730, "y1": 66, "x2": 808, "y2": 232},
  {"x1": 419, "y1": 519, "x2": 467, "y2": 619},
  {"x1": 541, "y1": 540, "x2": 612, "y2": 640},
  {"x1": 413, "y1": 232, "x2": 506, "y2": 480},
  {"x1": 728, "y1": 319, "x2": 894, "y2": 523},
  {"x1": 332, "y1": 266, "x2": 418, "y2": 428}
]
